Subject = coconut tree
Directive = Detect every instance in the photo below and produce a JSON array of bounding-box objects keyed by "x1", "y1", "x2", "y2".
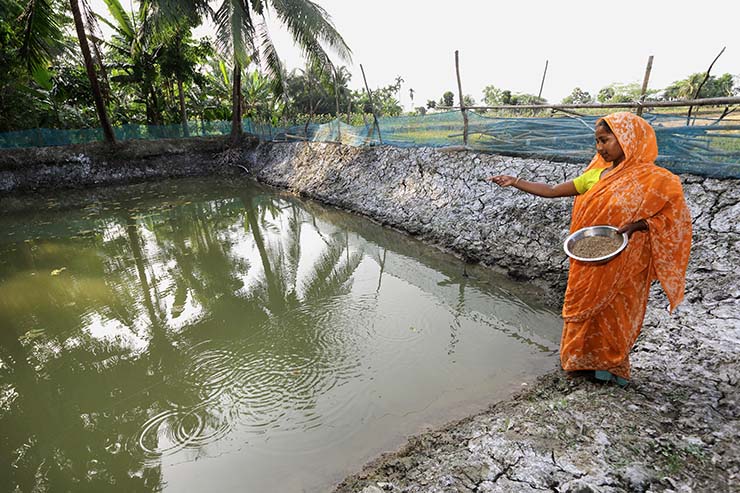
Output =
[
  {"x1": 18, "y1": 0, "x2": 63, "y2": 78},
  {"x1": 149, "y1": 0, "x2": 351, "y2": 141},
  {"x1": 159, "y1": 28, "x2": 211, "y2": 135},
  {"x1": 98, "y1": 0, "x2": 166, "y2": 125},
  {"x1": 69, "y1": 0, "x2": 116, "y2": 142},
  {"x1": 17, "y1": 0, "x2": 116, "y2": 137},
  {"x1": 12, "y1": 0, "x2": 65, "y2": 129},
  {"x1": 211, "y1": 0, "x2": 352, "y2": 142}
]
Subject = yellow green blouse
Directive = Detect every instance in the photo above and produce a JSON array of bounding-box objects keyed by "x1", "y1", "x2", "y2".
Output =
[{"x1": 573, "y1": 167, "x2": 608, "y2": 194}]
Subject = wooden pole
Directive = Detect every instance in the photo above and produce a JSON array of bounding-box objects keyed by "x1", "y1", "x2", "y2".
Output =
[
  {"x1": 281, "y1": 81, "x2": 290, "y2": 141},
  {"x1": 637, "y1": 55, "x2": 654, "y2": 117},
  {"x1": 333, "y1": 66, "x2": 341, "y2": 143},
  {"x1": 538, "y1": 59, "x2": 549, "y2": 100},
  {"x1": 360, "y1": 63, "x2": 382, "y2": 144},
  {"x1": 455, "y1": 50, "x2": 468, "y2": 146},
  {"x1": 687, "y1": 46, "x2": 726, "y2": 125}
]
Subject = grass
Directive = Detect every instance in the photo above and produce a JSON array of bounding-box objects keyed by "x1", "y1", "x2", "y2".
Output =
[{"x1": 651, "y1": 438, "x2": 709, "y2": 475}]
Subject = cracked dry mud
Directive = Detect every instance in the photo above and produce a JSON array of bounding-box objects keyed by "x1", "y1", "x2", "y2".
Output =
[
  {"x1": 2, "y1": 139, "x2": 735, "y2": 492},
  {"x1": 245, "y1": 143, "x2": 739, "y2": 493},
  {"x1": 332, "y1": 296, "x2": 738, "y2": 493}
]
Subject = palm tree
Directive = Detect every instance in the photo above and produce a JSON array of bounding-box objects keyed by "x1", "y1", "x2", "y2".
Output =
[
  {"x1": 149, "y1": 0, "x2": 351, "y2": 141},
  {"x1": 159, "y1": 27, "x2": 209, "y2": 136},
  {"x1": 18, "y1": 0, "x2": 63, "y2": 77},
  {"x1": 329, "y1": 65, "x2": 351, "y2": 120},
  {"x1": 99, "y1": 0, "x2": 165, "y2": 125},
  {"x1": 211, "y1": 0, "x2": 351, "y2": 142},
  {"x1": 19, "y1": 0, "x2": 115, "y2": 141},
  {"x1": 69, "y1": 0, "x2": 116, "y2": 142}
]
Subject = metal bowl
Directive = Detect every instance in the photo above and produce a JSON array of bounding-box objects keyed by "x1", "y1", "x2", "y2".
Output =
[{"x1": 563, "y1": 225, "x2": 628, "y2": 264}]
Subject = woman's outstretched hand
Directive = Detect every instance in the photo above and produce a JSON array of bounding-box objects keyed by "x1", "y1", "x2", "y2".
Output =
[{"x1": 487, "y1": 175, "x2": 518, "y2": 187}]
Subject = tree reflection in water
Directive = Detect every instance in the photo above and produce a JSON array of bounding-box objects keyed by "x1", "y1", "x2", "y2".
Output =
[
  {"x1": 0, "y1": 181, "x2": 364, "y2": 491},
  {"x1": 0, "y1": 179, "x2": 560, "y2": 492}
]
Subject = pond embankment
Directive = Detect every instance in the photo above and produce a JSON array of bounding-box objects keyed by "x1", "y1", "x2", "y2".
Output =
[
  {"x1": 0, "y1": 136, "x2": 253, "y2": 193},
  {"x1": 242, "y1": 142, "x2": 739, "y2": 492},
  {"x1": 1, "y1": 139, "x2": 738, "y2": 491}
]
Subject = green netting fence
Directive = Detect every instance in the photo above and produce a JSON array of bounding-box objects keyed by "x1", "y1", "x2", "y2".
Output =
[{"x1": 1, "y1": 111, "x2": 738, "y2": 178}]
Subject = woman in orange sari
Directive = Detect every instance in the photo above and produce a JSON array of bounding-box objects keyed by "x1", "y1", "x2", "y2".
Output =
[{"x1": 488, "y1": 112, "x2": 692, "y2": 386}]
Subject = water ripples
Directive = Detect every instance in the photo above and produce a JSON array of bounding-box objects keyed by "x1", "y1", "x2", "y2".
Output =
[
  {"x1": 137, "y1": 403, "x2": 234, "y2": 462},
  {"x1": 134, "y1": 294, "x2": 387, "y2": 458},
  {"x1": 132, "y1": 279, "x2": 552, "y2": 461}
]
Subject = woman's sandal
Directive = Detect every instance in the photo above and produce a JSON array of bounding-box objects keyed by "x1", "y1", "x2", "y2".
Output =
[{"x1": 594, "y1": 370, "x2": 629, "y2": 388}]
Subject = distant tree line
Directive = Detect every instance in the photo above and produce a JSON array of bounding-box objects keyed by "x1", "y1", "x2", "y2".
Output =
[
  {"x1": 560, "y1": 73, "x2": 738, "y2": 105},
  {"x1": 0, "y1": 0, "x2": 411, "y2": 140},
  {"x1": 0, "y1": 0, "x2": 428, "y2": 135},
  {"x1": 2, "y1": 0, "x2": 738, "y2": 139},
  {"x1": 421, "y1": 73, "x2": 738, "y2": 112}
]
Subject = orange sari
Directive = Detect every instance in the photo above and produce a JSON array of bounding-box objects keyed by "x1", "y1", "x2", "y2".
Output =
[{"x1": 560, "y1": 112, "x2": 692, "y2": 380}]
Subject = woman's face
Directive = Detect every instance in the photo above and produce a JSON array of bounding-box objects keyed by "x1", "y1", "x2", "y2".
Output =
[{"x1": 594, "y1": 125, "x2": 625, "y2": 165}]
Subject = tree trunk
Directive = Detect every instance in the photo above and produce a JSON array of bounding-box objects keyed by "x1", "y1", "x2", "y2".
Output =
[
  {"x1": 333, "y1": 67, "x2": 341, "y2": 142},
  {"x1": 90, "y1": 37, "x2": 111, "y2": 105},
  {"x1": 178, "y1": 78, "x2": 189, "y2": 137},
  {"x1": 241, "y1": 192, "x2": 284, "y2": 312},
  {"x1": 230, "y1": 61, "x2": 243, "y2": 143},
  {"x1": 144, "y1": 87, "x2": 155, "y2": 125},
  {"x1": 149, "y1": 85, "x2": 162, "y2": 126},
  {"x1": 69, "y1": 0, "x2": 115, "y2": 143}
]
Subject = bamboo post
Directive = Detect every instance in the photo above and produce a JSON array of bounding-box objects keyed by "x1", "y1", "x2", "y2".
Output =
[
  {"x1": 538, "y1": 59, "x2": 549, "y2": 99},
  {"x1": 455, "y1": 50, "x2": 468, "y2": 146},
  {"x1": 637, "y1": 55, "x2": 654, "y2": 117},
  {"x1": 360, "y1": 63, "x2": 382, "y2": 144},
  {"x1": 304, "y1": 73, "x2": 313, "y2": 139},
  {"x1": 333, "y1": 66, "x2": 341, "y2": 143},
  {"x1": 687, "y1": 46, "x2": 726, "y2": 125},
  {"x1": 281, "y1": 89, "x2": 290, "y2": 142}
]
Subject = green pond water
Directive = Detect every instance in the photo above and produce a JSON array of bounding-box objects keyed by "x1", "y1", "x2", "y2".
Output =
[{"x1": 0, "y1": 177, "x2": 561, "y2": 492}]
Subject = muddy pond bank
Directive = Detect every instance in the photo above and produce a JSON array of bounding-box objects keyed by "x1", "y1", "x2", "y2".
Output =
[
  {"x1": 1, "y1": 139, "x2": 738, "y2": 491},
  {"x1": 241, "y1": 142, "x2": 739, "y2": 492},
  {"x1": 0, "y1": 136, "x2": 254, "y2": 193}
]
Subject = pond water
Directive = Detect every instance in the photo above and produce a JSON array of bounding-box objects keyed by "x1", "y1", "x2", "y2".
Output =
[{"x1": 0, "y1": 177, "x2": 561, "y2": 492}]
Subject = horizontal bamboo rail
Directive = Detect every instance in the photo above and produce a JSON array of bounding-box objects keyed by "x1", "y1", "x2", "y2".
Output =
[{"x1": 439, "y1": 96, "x2": 740, "y2": 111}]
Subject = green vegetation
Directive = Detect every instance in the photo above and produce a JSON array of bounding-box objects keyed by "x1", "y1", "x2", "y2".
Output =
[
  {"x1": 663, "y1": 72, "x2": 736, "y2": 100},
  {"x1": 562, "y1": 87, "x2": 594, "y2": 104},
  {"x1": 1, "y1": 0, "x2": 738, "y2": 146},
  {"x1": 0, "y1": 0, "x2": 418, "y2": 141},
  {"x1": 1, "y1": 0, "x2": 363, "y2": 140},
  {"x1": 482, "y1": 85, "x2": 546, "y2": 106}
]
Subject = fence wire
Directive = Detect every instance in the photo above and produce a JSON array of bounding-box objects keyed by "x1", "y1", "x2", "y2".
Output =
[{"x1": 1, "y1": 111, "x2": 738, "y2": 178}]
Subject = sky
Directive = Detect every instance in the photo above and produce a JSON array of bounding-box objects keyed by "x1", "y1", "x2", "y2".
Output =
[{"x1": 91, "y1": 0, "x2": 740, "y2": 111}]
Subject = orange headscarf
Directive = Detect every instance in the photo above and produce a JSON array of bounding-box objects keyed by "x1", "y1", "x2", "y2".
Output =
[{"x1": 560, "y1": 112, "x2": 692, "y2": 377}]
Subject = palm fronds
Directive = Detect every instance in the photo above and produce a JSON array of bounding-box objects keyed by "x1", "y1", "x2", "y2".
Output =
[
  {"x1": 19, "y1": 0, "x2": 63, "y2": 73},
  {"x1": 213, "y1": 0, "x2": 256, "y2": 67},
  {"x1": 270, "y1": 0, "x2": 351, "y2": 66}
]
